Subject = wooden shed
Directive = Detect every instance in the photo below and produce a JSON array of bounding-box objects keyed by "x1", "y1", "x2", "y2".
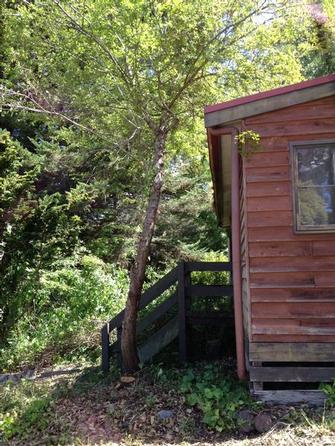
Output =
[{"x1": 205, "y1": 74, "x2": 335, "y2": 404}]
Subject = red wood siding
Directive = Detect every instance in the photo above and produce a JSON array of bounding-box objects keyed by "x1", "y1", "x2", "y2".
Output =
[{"x1": 243, "y1": 96, "x2": 335, "y2": 343}]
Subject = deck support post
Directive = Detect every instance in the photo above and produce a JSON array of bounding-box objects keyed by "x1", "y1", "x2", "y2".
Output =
[
  {"x1": 101, "y1": 323, "x2": 110, "y2": 373},
  {"x1": 178, "y1": 260, "x2": 187, "y2": 363}
]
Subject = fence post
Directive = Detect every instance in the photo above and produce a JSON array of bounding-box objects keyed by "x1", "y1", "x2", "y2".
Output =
[
  {"x1": 101, "y1": 323, "x2": 110, "y2": 373},
  {"x1": 116, "y1": 326, "x2": 122, "y2": 369},
  {"x1": 178, "y1": 260, "x2": 187, "y2": 362}
]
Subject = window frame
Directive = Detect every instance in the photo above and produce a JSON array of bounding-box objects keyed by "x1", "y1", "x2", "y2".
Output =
[{"x1": 290, "y1": 139, "x2": 335, "y2": 234}]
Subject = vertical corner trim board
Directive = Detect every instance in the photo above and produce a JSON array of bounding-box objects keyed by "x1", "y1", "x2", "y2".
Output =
[{"x1": 249, "y1": 342, "x2": 335, "y2": 362}]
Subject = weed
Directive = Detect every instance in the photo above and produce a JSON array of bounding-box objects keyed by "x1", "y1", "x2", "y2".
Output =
[
  {"x1": 321, "y1": 379, "x2": 335, "y2": 406},
  {"x1": 0, "y1": 379, "x2": 54, "y2": 440},
  {"x1": 180, "y1": 363, "x2": 255, "y2": 432}
]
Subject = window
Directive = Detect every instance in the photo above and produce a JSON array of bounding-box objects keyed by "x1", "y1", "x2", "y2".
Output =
[{"x1": 291, "y1": 140, "x2": 335, "y2": 232}]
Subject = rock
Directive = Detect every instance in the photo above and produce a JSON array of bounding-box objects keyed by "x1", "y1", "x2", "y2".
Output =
[
  {"x1": 254, "y1": 412, "x2": 273, "y2": 433},
  {"x1": 121, "y1": 421, "x2": 129, "y2": 431},
  {"x1": 106, "y1": 403, "x2": 115, "y2": 415},
  {"x1": 237, "y1": 409, "x2": 254, "y2": 433},
  {"x1": 165, "y1": 432, "x2": 174, "y2": 442},
  {"x1": 120, "y1": 375, "x2": 135, "y2": 384},
  {"x1": 158, "y1": 409, "x2": 174, "y2": 420},
  {"x1": 109, "y1": 390, "x2": 118, "y2": 402}
]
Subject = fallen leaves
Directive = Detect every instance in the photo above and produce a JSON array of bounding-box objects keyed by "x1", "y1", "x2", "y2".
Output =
[{"x1": 3, "y1": 365, "x2": 335, "y2": 446}]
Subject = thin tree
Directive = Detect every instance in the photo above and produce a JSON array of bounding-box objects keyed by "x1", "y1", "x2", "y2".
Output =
[{"x1": 1, "y1": 0, "x2": 300, "y2": 371}]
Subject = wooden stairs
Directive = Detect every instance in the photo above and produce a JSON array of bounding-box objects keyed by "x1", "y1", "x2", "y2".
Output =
[{"x1": 101, "y1": 261, "x2": 233, "y2": 372}]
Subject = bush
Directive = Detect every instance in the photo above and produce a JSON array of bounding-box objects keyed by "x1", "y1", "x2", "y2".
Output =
[
  {"x1": 0, "y1": 379, "x2": 57, "y2": 441},
  {"x1": 180, "y1": 363, "x2": 254, "y2": 432},
  {"x1": 0, "y1": 252, "x2": 129, "y2": 371},
  {"x1": 321, "y1": 380, "x2": 335, "y2": 406}
]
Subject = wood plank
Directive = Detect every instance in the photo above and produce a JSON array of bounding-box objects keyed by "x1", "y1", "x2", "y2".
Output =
[
  {"x1": 245, "y1": 151, "x2": 289, "y2": 168},
  {"x1": 108, "y1": 266, "x2": 178, "y2": 330},
  {"x1": 241, "y1": 160, "x2": 252, "y2": 341},
  {"x1": 249, "y1": 241, "x2": 313, "y2": 258},
  {"x1": 185, "y1": 262, "x2": 232, "y2": 272},
  {"x1": 248, "y1": 118, "x2": 335, "y2": 138},
  {"x1": 249, "y1": 342, "x2": 335, "y2": 362},
  {"x1": 138, "y1": 317, "x2": 178, "y2": 363},
  {"x1": 247, "y1": 196, "x2": 291, "y2": 212},
  {"x1": 205, "y1": 82, "x2": 335, "y2": 128},
  {"x1": 246, "y1": 166, "x2": 290, "y2": 183},
  {"x1": 178, "y1": 261, "x2": 187, "y2": 363},
  {"x1": 313, "y1": 241, "x2": 335, "y2": 256},
  {"x1": 250, "y1": 366, "x2": 335, "y2": 382},
  {"x1": 250, "y1": 272, "x2": 315, "y2": 287},
  {"x1": 248, "y1": 227, "x2": 335, "y2": 242},
  {"x1": 253, "y1": 133, "x2": 335, "y2": 154},
  {"x1": 315, "y1": 272, "x2": 335, "y2": 286},
  {"x1": 247, "y1": 211, "x2": 292, "y2": 228},
  {"x1": 246, "y1": 97, "x2": 335, "y2": 124},
  {"x1": 252, "y1": 302, "x2": 335, "y2": 318},
  {"x1": 187, "y1": 285, "x2": 234, "y2": 298},
  {"x1": 137, "y1": 293, "x2": 177, "y2": 334},
  {"x1": 251, "y1": 287, "x2": 335, "y2": 302},
  {"x1": 246, "y1": 182, "x2": 290, "y2": 197},
  {"x1": 252, "y1": 390, "x2": 326, "y2": 405},
  {"x1": 253, "y1": 334, "x2": 335, "y2": 342},
  {"x1": 250, "y1": 256, "x2": 335, "y2": 273},
  {"x1": 139, "y1": 266, "x2": 178, "y2": 310},
  {"x1": 252, "y1": 324, "x2": 335, "y2": 336},
  {"x1": 101, "y1": 324, "x2": 110, "y2": 372}
]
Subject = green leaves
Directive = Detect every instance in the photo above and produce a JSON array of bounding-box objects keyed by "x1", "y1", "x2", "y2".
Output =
[{"x1": 180, "y1": 363, "x2": 254, "y2": 432}]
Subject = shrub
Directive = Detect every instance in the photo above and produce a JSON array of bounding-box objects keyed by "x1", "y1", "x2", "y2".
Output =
[
  {"x1": 180, "y1": 363, "x2": 254, "y2": 432},
  {"x1": 0, "y1": 379, "x2": 54, "y2": 441},
  {"x1": 321, "y1": 380, "x2": 335, "y2": 406},
  {"x1": 0, "y1": 252, "x2": 129, "y2": 371}
]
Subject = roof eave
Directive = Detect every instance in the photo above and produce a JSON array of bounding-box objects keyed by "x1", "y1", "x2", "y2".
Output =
[{"x1": 205, "y1": 81, "x2": 335, "y2": 128}]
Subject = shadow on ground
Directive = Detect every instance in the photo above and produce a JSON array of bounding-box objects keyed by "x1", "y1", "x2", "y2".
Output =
[{"x1": 3, "y1": 364, "x2": 335, "y2": 446}]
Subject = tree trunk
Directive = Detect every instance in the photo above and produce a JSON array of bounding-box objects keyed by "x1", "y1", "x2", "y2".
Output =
[{"x1": 121, "y1": 127, "x2": 167, "y2": 372}]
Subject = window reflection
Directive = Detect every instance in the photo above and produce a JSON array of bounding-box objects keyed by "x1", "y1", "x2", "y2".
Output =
[{"x1": 294, "y1": 142, "x2": 335, "y2": 230}]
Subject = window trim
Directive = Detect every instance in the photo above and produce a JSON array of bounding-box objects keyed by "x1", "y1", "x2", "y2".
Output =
[{"x1": 290, "y1": 139, "x2": 335, "y2": 234}]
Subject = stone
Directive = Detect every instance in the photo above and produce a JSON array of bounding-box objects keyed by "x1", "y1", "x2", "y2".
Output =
[
  {"x1": 237, "y1": 409, "x2": 254, "y2": 433},
  {"x1": 254, "y1": 412, "x2": 273, "y2": 433},
  {"x1": 165, "y1": 432, "x2": 174, "y2": 442},
  {"x1": 158, "y1": 409, "x2": 174, "y2": 420},
  {"x1": 120, "y1": 375, "x2": 135, "y2": 384}
]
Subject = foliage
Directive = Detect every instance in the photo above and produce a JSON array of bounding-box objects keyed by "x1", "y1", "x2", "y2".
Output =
[
  {"x1": 0, "y1": 0, "x2": 332, "y2": 371},
  {"x1": 321, "y1": 379, "x2": 335, "y2": 407},
  {"x1": 0, "y1": 379, "x2": 56, "y2": 441},
  {"x1": 154, "y1": 157, "x2": 228, "y2": 264},
  {"x1": 302, "y1": 1, "x2": 335, "y2": 77},
  {"x1": 0, "y1": 252, "x2": 129, "y2": 371},
  {"x1": 236, "y1": 130, "x2": 262, "y2": 158},
  {"x1": 299, "y1": 181, "x2": 328, "y2": 226},
  {"x1": 180, "y1": 363, "x2": 255, "y2": 431}
]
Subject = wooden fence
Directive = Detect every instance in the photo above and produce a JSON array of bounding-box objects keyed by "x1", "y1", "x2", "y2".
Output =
[{"x1": 101, "y1": 261, "x2": 233, "y2": 372}]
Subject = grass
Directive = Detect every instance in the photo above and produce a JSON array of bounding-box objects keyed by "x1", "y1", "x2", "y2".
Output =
[{"x1": 1, "y1": 361, "x2": 335, "y2": 446}]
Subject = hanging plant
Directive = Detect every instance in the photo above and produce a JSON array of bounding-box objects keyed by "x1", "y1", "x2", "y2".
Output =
[{"x1": 236, "y1": 130, "x2": 262, "y2": 158}]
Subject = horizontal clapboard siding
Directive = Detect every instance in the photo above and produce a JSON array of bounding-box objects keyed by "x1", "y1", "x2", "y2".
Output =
[
  {"x1": 246, "y1": 96, "x2": 335, "y2": 124},
  {"x1": 243, "y1": 95, "x2": 335, "y2": 345}
]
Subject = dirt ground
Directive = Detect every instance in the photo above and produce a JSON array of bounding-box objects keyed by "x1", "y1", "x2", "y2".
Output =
[{"x1": 2, "y1": 365, "x2": 335, "y2": 446}]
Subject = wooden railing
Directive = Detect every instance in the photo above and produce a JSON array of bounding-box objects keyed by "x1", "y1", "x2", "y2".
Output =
[{"x1": 101, "y1": 261, "x2": 233, "y2": 372}]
